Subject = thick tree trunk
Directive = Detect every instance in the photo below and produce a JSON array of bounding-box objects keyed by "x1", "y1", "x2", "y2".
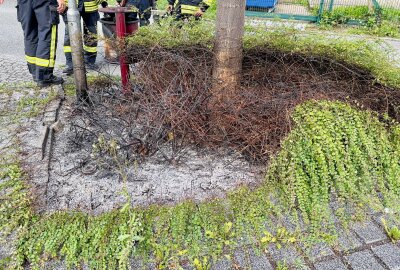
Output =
[
  {"x1": 209, "y1": 0, "x2": 246, "y2": 140},
  {"x1": 212, "y1": 0, "x2": 246, "y2": 95}
]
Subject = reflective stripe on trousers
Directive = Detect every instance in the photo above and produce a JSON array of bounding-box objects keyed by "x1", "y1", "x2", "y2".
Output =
[{"x1": 17, "y1": 0, "x2": 59, "y2": 81}]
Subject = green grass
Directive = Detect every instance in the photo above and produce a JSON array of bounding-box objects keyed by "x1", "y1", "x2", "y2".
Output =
[
  {"x1": 331, "y1": 6, "x2": 372, "y2": 20},
  {"x1": 314, "y1": 5, "x2": 400, "y2": 38},
  {"x1": 347, "y1": 20, "x2": 400, "y2": 38},
  {"x1": 382, "y1": 8, "x2": 400, "y2": 21},
  {"x1": 0, "y1": 83, "x2": 58, "y2": 122},
  {"x1": 15, "y1": 88, "x2": 58, "y2": 119}
]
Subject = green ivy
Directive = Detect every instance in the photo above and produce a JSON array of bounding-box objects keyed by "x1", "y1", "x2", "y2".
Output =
[
  {"x1": 14, "y1": 207, "x2": 143, "y2": 270},
  {"x1": 0, "y1": 164, "x2": 33, "y2": 236},
  {"x1": 267, "y1": 100, "x2": 400, "y2": 229}
]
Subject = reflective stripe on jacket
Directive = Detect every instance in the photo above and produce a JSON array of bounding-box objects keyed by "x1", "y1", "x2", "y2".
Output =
[
  {"x1": 65, "y1": 0, "x2": 106, "y2": 12},
  {"x1": 167, "y1": 0, "x2": 212, "y2": 15}
]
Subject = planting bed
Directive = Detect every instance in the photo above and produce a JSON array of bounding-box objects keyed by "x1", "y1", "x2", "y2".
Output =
[{"x1": 22, "y1": 46, "x2": 400, "y2": 215}]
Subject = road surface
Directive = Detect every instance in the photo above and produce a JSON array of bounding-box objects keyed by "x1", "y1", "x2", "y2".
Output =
[{"x1": 0, "y1": 1, "x2": 107, "y2": 84}]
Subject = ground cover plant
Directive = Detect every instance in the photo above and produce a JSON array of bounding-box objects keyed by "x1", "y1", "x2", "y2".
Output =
[{"x1": 2, "y1": 21, "x2": 400, "y2": 269}]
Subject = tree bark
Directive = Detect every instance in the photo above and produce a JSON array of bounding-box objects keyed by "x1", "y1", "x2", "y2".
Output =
[{"x1": 212, "y1": 0, "x2": 246, "y2": 95}]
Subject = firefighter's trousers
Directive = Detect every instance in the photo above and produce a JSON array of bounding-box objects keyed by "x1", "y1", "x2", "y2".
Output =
[
  {"x1": 16, "y1": 0, "x2": 59, "y2": 81},
  {"x1": 62, "y1": 12, "x2": 99, "y2": 68}
]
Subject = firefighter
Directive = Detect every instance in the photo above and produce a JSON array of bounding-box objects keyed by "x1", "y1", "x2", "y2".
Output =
[
  {"x1": 0, "y1": 0, "x2": 65, "y2": 87},
  {"x1": 62, "y1": 0, "x2": 108, "y2": 75},
  {"x1": 104, "y1": 0, "x2": 154, "y2": 27},
  {"x1": 124, "y1": 0, "x2": 154, "y2": 26},
  {"x1": 167, "y1": 0, "x2": 212, "y2": 20}
]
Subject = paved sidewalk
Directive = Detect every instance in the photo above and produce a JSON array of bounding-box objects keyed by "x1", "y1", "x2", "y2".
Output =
[
  {"x1": 0, "y1": 55, "x2": 32, "y2": 84},
  {"x1": 381, "y1": 38, "x2": 400, "y2": 67},
  {"x1": 216, "y1": 219, "x2": 400, "y2": 270}
]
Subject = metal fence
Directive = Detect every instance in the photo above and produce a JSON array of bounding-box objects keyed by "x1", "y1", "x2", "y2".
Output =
[{"x1": 245, "y1": 0, "x2": 400, "y2": 24}]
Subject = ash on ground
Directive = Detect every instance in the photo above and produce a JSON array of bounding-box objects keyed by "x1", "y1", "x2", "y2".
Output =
[{"x1": 41, "y1": 94, "x2": 264, "y2": 215}]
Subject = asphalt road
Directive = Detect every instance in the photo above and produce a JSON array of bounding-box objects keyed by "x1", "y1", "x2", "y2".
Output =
[
  {"x1": 0, "y1": 0, "x2": 66, "y2": 64},
  {"x1": 0, "y1": 1, "x2": 106, "y2": 70}
]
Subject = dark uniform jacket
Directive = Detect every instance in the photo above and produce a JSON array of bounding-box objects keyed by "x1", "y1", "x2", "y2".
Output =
[{"x1": 126, "y1": 0, "x2": 153, "y2": 20}]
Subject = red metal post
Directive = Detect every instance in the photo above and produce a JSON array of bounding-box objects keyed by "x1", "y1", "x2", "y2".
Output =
[{"x1": 115, "y1": 9, "x2": 130, "y2": 94}]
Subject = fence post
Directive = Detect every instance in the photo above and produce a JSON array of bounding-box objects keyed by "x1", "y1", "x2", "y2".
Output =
[
  {"x1": 328, "y1": 0, "x2": 334, "y2": 12},
  {"x1": 317, "y1": 0, "x2": 325, "y2": 24},
  {"x1": 371, "y1": 0, "x2": 382, "y2": 25}
]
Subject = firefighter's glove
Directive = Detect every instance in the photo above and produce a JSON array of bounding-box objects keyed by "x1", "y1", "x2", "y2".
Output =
[{"x1": 194, "y1": 9, "x2": 204, "y2": 17}]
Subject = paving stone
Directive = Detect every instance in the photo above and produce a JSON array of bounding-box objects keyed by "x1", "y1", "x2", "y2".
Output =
[
  {"x1": 181, "y1": 264, "x2": 195, "y2": 270},
  {"x1": 268, "y1": 244, "x2": 308, "y2": 269},
  {"x1": 248, "y1": 248, "x2": 273, "y2": 270},
  {"x1": 345, "y1": 250, "x2": 385, "y2": 270},
  {"x1": 42, "y1": 260, "x2": 68, "y2": 270},
  {"x1": 34, "y1": 125, "x2": 50, "y2": 152},
  {"x1": 145, "y1": 263, "x2": 157, "y2": 270},
  {"x1": 43, "y1": 112, "x2": 57, "y2": 125},
  {"x1": 314, "y1": 258, "x2": 348, "y2": 270},
  {"x1": 211, "y1": 258, "x2": 233, "y2": 270},
  {"x1": 373, "y1": 213, "x2": 400, "y2": 228},
  {"x1": 234, "y1": 248, "x2": 249, "y2": 268},
  {"x1": 336, "y1": 228, "x2": 363, "y2": 252},
  {"x1": 130, "y1": 257, "x2": 144, "y2": 269},
  {"x1": 306, "y1": 242, "x2": 335, "y2": 262},
  {"x1": 352, "y1": 221, "x2": 387, "y2": 244},
  {"x1": 280, "y1": 216, "x2": 298, "y2": 233},
  {"x1": 372, "y1": 243, "x2": 400, "y2": 270}
]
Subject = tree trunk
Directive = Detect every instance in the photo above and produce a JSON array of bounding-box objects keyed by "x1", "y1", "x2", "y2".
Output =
[
  {"x1": 368, "y1": 0, "x2": 373, "y2": 12},
  {"x1": 212, "y1": 0, "x2": 246, "y2": 96},
  {"x1": 209, "y1": 0, "x2": 246, "y2": 140}
]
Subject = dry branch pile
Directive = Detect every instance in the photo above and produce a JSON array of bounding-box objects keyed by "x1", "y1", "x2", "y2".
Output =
[{"x1": 70, "y1": 46, "x2": 400, "y2": 164}]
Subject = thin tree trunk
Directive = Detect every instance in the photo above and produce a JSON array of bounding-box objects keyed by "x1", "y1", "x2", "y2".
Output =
[
  {"x1": 212, "y1": 0, "x2": 246, "y2": 96},
  {"x1": 368, "y1": 0, "x2": 373, "y2": 12}
]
